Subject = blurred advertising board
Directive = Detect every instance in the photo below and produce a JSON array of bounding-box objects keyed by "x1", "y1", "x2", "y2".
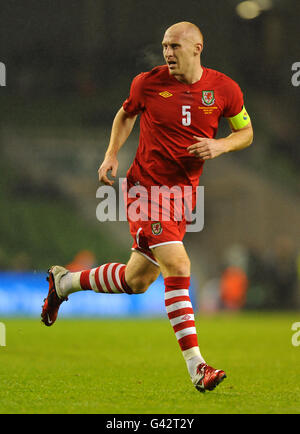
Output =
[{"x1": 0, "y1": 272, "x2": 196, "y2": 318}]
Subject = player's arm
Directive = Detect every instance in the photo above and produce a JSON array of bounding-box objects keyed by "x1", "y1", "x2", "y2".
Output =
[
  {"x1": 219, "y1": 106, "x2": 253, "y2": 152},
  {"x1": 98, "y1": 107, "x2": 137, "y2": 185},
  {"x1": 187, "y1": 107, "x2": 253, "y2": 160}
]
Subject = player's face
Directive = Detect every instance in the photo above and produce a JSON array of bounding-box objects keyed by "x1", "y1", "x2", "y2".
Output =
[{"x1": 162, "y1": 31, "x2": 196, "y2": 78}]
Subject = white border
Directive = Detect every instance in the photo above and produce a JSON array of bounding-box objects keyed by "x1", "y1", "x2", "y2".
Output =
[
  {"x1": 149, "y1": 241, "x2": 183, "y2": 249},
  {"x1": 131, "y1": 248, "x2": 160, "y2": 267},
  {"x1": 136, "y1": 227, "x2": 143, "y2": 249}
]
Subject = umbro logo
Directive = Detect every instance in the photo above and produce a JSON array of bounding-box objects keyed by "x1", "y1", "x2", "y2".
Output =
[
  {"x1": 181, "y1": 314, "x2": 191, "y2": 321},
  {"x1": 159, "y1": 91, "x2": 173, "y2": 98}
]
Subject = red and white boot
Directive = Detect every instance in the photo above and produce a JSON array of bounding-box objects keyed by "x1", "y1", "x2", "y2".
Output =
[
  {"x1": 192, "y1": 363, "x2": 226, "y2": 393},
  {"x1": 41, "y1": 266, "x2": 69, "y2": 326}
]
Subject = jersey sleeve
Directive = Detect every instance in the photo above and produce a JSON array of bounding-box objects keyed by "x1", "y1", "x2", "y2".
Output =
[
  {"x1": 122, "y1": 73, "x2": 146, "y2": 115},
  {"x1": 221, "y1": 77, "x2": 244, "y2": 119}
]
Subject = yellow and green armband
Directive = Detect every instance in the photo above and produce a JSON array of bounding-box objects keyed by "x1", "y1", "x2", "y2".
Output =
[{"x1": 227, "y1": 106, "x2": 250, "y2": 130}]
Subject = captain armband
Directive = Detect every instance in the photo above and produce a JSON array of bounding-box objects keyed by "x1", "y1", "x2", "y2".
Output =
[{"x1": 227, "y1": 106, "x2": 251, "y2": 130}]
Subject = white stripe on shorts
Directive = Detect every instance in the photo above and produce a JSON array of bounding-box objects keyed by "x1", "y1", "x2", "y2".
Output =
[{"x1": 149, "y1": 241, "x2": 183, "y2": 249}]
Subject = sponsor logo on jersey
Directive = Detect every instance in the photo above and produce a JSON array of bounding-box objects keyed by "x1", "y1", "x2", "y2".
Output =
[
  {"x1": 159, "y1": 91, "x2": 173, "y2": 98},
  {"x1": 202, "y1": 90, "x2": 215, "y2": 106},
  {"x1": 151, "y1": 222, "x2": 163, "y2": 235}
]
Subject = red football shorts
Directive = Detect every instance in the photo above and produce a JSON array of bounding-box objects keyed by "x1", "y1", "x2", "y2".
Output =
[{"x1": 122, "y1": 179, "x2": 187, "y2": 266}]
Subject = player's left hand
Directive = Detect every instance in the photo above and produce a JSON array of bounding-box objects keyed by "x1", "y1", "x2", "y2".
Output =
[{"x1": 187, "y1": 136, "x2": 226, "y2": 160}]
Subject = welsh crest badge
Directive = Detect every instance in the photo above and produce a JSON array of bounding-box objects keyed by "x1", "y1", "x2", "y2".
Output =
[
  {"x1": 151, "y1": 222, "x2": 163, "y2": 235},
  {"x1": 202, "y1": 90, "x2": 215, "y2": 106}
]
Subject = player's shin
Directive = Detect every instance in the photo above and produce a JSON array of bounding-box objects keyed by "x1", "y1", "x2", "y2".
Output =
[
  {"x1": 164, "y1": 276, "x2": 205, "y2": 378},
  {"x1": 59, "y1": 263, "x2": 133, "y2": 297}
]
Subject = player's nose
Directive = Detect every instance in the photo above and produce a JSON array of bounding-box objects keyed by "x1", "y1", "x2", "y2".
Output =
[{"x1": 164, "y1": 45, "x2": 174, "y2": 57}]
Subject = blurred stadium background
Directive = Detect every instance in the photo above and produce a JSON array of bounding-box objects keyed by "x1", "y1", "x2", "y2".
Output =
[{"x1": 0, "y1": 0, "x2": 300, "y2": 317}]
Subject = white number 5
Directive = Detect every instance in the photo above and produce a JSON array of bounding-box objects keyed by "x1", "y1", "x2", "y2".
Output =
[{"x1": 182, "y1": 105, "x2": 191, "y2": 126}]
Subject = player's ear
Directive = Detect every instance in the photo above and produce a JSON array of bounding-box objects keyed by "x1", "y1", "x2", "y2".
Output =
[{"x1": 194, "y1": 42, "x2": 203, "y2": 56}]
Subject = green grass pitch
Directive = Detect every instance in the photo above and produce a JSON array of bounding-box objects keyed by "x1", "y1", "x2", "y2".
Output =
[{"x1": 0, "y1": 313, "x2": 299, "y2": 414}]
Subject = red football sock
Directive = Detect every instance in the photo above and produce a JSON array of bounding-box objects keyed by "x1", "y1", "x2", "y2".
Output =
[
  {"x1": 164, "y1": 276, "x2": 203, "y2": 363},
  {"x1": 60, "y1": 263, "x2": 133, "y2": 296},
  {"x1": 79, "y1": 263, "x2": 133, "y2": 294}
]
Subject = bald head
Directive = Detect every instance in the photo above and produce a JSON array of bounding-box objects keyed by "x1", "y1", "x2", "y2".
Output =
[
  {"x1": 162, "y1": 21, "x2": 204, "y2": 84},
  {"x1": 164, "y1": 22, "x2": 204, "y2": 46}
]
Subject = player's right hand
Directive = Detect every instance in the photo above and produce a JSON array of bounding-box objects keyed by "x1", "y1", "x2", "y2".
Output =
[{"x1": 98, "y1": 157, "x2": 119, "y2": 186}]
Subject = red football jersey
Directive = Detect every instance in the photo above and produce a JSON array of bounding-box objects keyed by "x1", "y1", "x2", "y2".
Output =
[{"x1": 123, "y1": 65, "x2": 244, "y2": 191}]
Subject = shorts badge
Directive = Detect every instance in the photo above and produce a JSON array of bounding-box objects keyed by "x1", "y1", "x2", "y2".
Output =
[{"x1": 151, "y1": 222, "x2": 163, "y2": 235}]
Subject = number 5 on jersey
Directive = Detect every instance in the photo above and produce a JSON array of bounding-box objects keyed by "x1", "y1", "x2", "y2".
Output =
[{"x1": 182, "y1": 105, "x2": 191, "y2": 126}]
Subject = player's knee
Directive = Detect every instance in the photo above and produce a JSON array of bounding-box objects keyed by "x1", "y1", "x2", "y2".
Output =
[
  {"x1": 161, "y1": 257, "x2": 191, "y2": 277},
  {"x1": 129, "y1": 274, "x2": 157, "y2": 294},
  {"x1": 130, "y1": 279, "x2": 150, "y2": 294}
]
